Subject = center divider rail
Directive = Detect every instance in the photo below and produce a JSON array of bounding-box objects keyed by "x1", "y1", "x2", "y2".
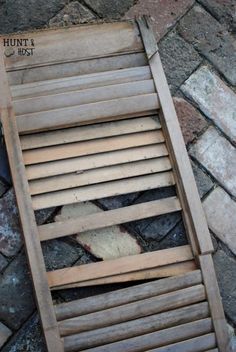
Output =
[{"x1": 0, "y1": 18, "x2": 229, "y2": 351}]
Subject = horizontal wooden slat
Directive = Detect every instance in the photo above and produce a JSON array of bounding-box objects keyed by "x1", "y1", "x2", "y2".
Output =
[
  {"x1": 30, "y1": 157, "x2": 172, "y2": 195},
  {"x1": 3, "y1": 21, "x2": 143, "y2": 71},
  {"x1": 17, "y1": 94, "x2": 159, "y2": 133},
  {"x1": 8, "y1": 52, "x2": 147, "y2": 85},
  {"x1": 47, "y1": 245, "x2": 193, "y2": 288},
  {"x1": 20, "y1": 116, "x2": 160, "y2": 150},
  {"x1": 148, "y1": 333, "x2": 216, "y2": 352},
  {"x1": 14, "y1": 79, "x2": 155, "y2": 115},
  {"x1": 58, "y1": 284, "x2": 206, "y2": 336},
  {"x1": 81, "y1": 319, "x2": 213, "y2": 352},
  {"x1": 39, "y1": 196, "x2": 180, "y2": 241},
  {"x1": 23, "y1": 130, "x2": 164, "y2": 165},
  {"x1": 26, "y1": 144, "x2": 168, "y2": 180},
  {"x1": 55, "y1": 270, "x2": 202, "y2": 320},
  {"x1": 63, "y1": 302, "x2": 209, "y2": 351},
  {"x1": 52, "y1": 261, "x2": 197, "y2": 290},
  {"x1": 32, "y1": 171, "x2": 175, "y2": 209},
  {"x1": 12, "y1": 66, "x2": 151, "y2": 99}
]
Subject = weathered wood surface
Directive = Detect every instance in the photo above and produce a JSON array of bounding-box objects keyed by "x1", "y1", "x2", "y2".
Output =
[
  {"x1": 47, "y1": 245, "x2": 193, "y2": 288},
  {"x1": 137, "y1": 17, "x2": 214, "y2": 256},
  {"x1": 26, "y1": 144, "x2": 168, "y2": 180},
  {"x1": 63, "y1": 302, "x2": 209, "y2": 351},
  {"x1": 39, "y1": 196, "x2": 180, "y2": 241},
  {"x1": 73, "y1": 319, "x2": 213, "y2": 352},
  {"x1": 20, "y1": 116, "x2": 160, "y2": 150},
  {"x1": 32, "y1": 171, "x2": 175, "y2": 210},
  {"x1": 51, "y1": 261, "x2": 197, "y2": 290},
  {"x1": 55, "y1": 270, "x2": 202, "y2": 320},
  {"x1": 2, "y1": 21, "x2": 143, "y2": 71},
  {"x1": 0, "y1": 44, "x2": 63, "y2": 352}
]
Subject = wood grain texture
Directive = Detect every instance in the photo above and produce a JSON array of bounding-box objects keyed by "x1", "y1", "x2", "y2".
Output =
[
  {"x1": 23, "y1": 130, "x2": 164, "y2": 165},
  {"x1": 20, "y1": 116, "x2": 160, "y2": 150},
  {"x1": 58, "y1": 284, "x2": 206, "y2": 336},
  {"x1": 17, "y1": 93, "x2": 159, "y2": 133},
  {"x1": 14, "y1": 79, "x2": 155, "y2": 115},
  {"x1": 199, "y1": 254, "x2": 230, "y2": 352},
  {"x1": 12, "y1": 66, "x2": 151, "y2": 99},
  {"x1": 26, "y1": 144, "x2": 168, "y2": 180},
  {"x1": 3, "y1": 21, "x2": 143, "y2": 71},
  {"x1": 29, "y1": 157, "x2": 172, "y2": 195},
  {"x1": 51, "y1": 261, "x2": 197, "y2": 290},
  {"x1": 8, "y1": 52, "x2": 147, "y2": 85},
  {"x1": 79, "y1": 319, "x2": 213, "y2": 352},
  {"x1": 39, "y1": 196, "x2": 180, "y2": 241},
  {"x1": 63, "y1": 302, "x2": 209, "y2": 351},
  {"x1": 47, "y1": 245, "x2": 193, "y2": 288},
  {"x1": 148, "y1": 333, "x2": 216, "y2": 352},
  {"x1": 137, "y1": 18, "x2": 214, "y2": 256},
  {"x1": 0, "y1": 44, "x2": 63, "y2": 352},
  {"x1": 32, "y1": 171, "x2": 175, "y2": 209},
  {"x1": 55, "y1": 270, "x2": 202, "y2": 320}
]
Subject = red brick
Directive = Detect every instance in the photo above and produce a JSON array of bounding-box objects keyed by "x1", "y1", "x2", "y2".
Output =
[
  {"x1": 124, "y1": 0, "x2": 194, "y2": 41},
  {"x1": 173, "y1": 97, "x2": 208, "y2": 144}
]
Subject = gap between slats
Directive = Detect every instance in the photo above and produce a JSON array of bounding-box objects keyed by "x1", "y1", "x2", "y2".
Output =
[
  {"x1": 20, "y1": 116, "x2": 160, "y2": 150},
  {"x1": 54, "y1": 261, "x2": 197, "y2": 290},
  {"x1": 47, "y1": 245, "x2": 193, "y2": 289},
  {"x1": 23, "y1": 130, "x2": 164, "y2": 165},
  {"x1": 26, "y1": 144, "x2": 168, "y2": 180},
  {"x1": 17, "y1": 94, "x2": 159, "y2": 133},
  {"x1": 32, "y1": 171, "x2": 175, "y2": 209},
  {"x1": 55, "y1": 270, "x2": 202, "y2": 320}
]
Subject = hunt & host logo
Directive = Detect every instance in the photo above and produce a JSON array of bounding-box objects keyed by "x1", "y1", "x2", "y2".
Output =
[{"x1": 3, "y1": 38, "x2": 35, "y2": 57}]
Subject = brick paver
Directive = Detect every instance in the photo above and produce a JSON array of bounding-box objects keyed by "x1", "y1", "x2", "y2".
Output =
[
  {"x1": 174, "y1": 97, "x2": 208, "y2": 144},
  {"x1": 178, "y1": 5, "x2": 236, "y2": 85},
  {"x1": 124, "y1": 0, "x2": 194, "y2": 41},
  {"x1": 204, "y1": 187, "x2": 236, "y2": 256},
  {"x1": 181, "y1": 66, "x2": 236, "y2": 143},
  {"x1": 190, "y1": 126, "x2": 236, "y2": 197}
]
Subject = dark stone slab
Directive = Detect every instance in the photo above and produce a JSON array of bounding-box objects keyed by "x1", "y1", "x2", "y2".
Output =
[
  {"x1": 123, "y1": 187, "x2": 181, "y2": 242},
  {"x1": 198, "y1": 0, "x2": 236, "y2": 33},
  {"x1": 96, "y1": 192, "x2": 140, "y2": 211},
  {"x1": 0, "y1": 0, "x2": 67, "y2": 34},
  {"x1": 178, "y1": 5, "x2": 236, "y2": 85},
  {"x1": 173, "y1": 97, "x2": 208, "y2": 145},
  {"x1": 49, "y1": 1, "x2": 96, "y2": 27},
  {"x1": 42, "y1": 238, "x2": 85, "y2": 271},
  {"x1": 2, "y1": 313, "x2": 46, "y2": 352},
  {"x1": 213, "y1": 249, "x2": 236, "y2": 325},
  {"x1": 84, "y1": 0, "x2": 134, "y2": 19},
  {"x1": 0, "y1": 189, "x2": 56, "y2": 257},
  {"x1": 158, "y1": 30, "x2": 202, "y2": 93},
  {"x1": 0, "y1": 251, "x2": 35, "y2": 330},
  {"x1": 191, "y1": 161, "x2": 214, "y2": 198}
]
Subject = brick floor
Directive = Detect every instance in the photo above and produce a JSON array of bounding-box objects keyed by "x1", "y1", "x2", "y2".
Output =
[
  {"x1": 181, "y1": 65, "x2": 236, "y2": 143},
  {"x1": 0, "y1": 0, "x2": 236, "y2": 349}
]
